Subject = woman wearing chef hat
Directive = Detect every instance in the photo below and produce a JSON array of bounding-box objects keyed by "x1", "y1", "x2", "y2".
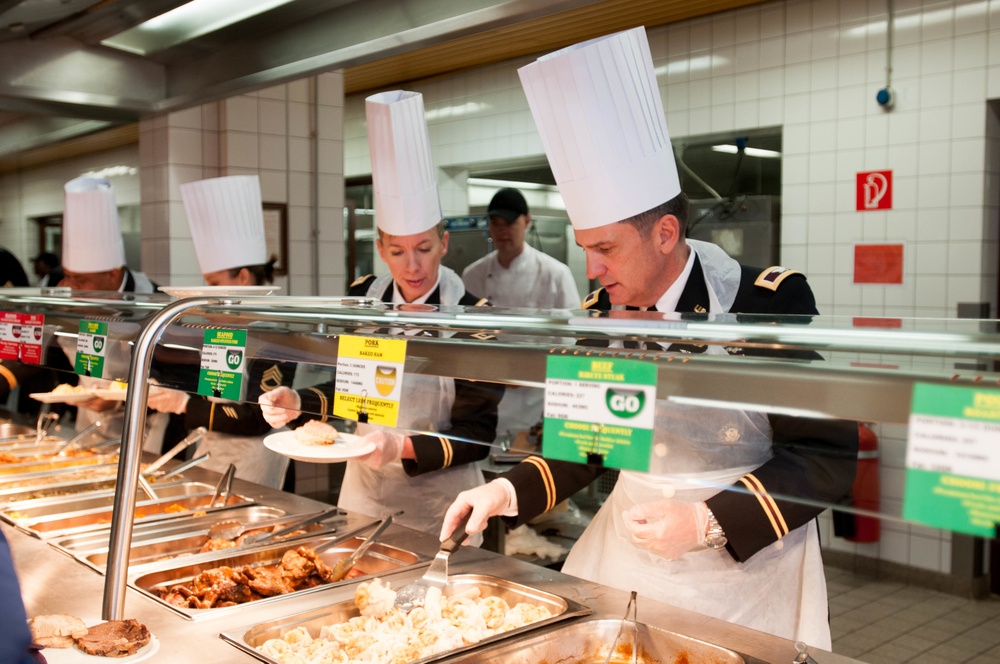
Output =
[
  {"x1": 260, "y1": 91, "x2": 503, "y2": 541},
  {"x1": 441, "y1": 27, "x2": 858, "y2": 648},
  {"x1": 145, "y1": 175, "x2": 294, "y2": 489}
]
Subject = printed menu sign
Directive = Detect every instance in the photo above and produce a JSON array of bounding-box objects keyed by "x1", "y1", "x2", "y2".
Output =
[
  {"x1": 542, "y1": 355, "x2": 656, "y2": 472},
  {"x1": 0, "y1": 312, "x2": 19, "y2": 361},
  {"x1": 198, "y1": 329, "x2": 247, "y2": 400},
  {"x1": 74, "y1": 320, "x2": 108, "y2": 377},
  {"x1": 18, "y1": 314, "x2": 44, "y2": 365},
  {"x1": 903, "y1": 383, "x2": 1000, "y2": 537},
  {"x1": 334, "y1": 335, "x2": 406, "y2": 427}
]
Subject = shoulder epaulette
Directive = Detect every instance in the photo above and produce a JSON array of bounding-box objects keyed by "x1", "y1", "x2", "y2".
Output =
[
  {"x1": 581, "y1": 288, "x2": 605, "y2": 309},
  {"x1": 473, "y1": 297, "x2": 490, "y2": 307},
  {"x1": 350, "y1": 274, "x2": 374, "y2": 288},
  {"x1": 754, "y1": 266, "x2": 802, "y2": 291}
]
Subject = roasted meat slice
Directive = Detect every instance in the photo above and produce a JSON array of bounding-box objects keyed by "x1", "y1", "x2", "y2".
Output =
[
  {"x1": 244, "y1": 563, "x2": 296, "y2": 596},
  {"x1": 76, "y1": 619, "x2": 151, "y2": 657}
]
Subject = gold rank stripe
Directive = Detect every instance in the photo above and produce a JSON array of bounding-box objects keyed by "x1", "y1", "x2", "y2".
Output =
[
  {"x1": 0, "y1": 364, "x2": 18, "y2": 389},
  {"x1": 474, "y1": 297, "x2": 489, "y2": 306},
  {"x1": 738, "y1": 473, "x2": 789, "y2": 540},
  {"x1": 208, "y1": 402, "x2": 216, "y2": 431},
  {"x1": 437, "y1": 436, "x2": 453, "y2": 468},
  {"x1": 524, "y1": 456, "x2": 557, "y2": 513},
  {"x1": 222, "y1": 405, "x2": 238, "y2": 420},
  {"x1": 305, "y1": 387, "x2": 329, "y2": 422}
]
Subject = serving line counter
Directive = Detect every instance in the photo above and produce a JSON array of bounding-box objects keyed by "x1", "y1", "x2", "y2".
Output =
[{"x1": 5, "y1": 511, "x2": 866, "y2": 664}]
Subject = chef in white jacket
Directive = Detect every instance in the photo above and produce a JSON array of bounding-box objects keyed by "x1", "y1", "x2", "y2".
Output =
[
  {"x1": 145, "y1": 175, "x2": 292, "y2": 489},
  {"x1": 260, "y1": 91, "x2": 503, "y2": 539},
  {"x1": 57, "y1": 178, "x2": 167, "y2": 451}
]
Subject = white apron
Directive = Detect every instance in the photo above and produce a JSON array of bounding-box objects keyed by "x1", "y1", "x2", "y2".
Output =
[
  {"x1": 339, "y1": 269, "x2": 485, "y2": 540},
  {"x1": 196, "y1": 428, "x2": 290, "y2": 489},
  {"x1": 563, "y1": 241, "x2": 831, "y2": 649}
]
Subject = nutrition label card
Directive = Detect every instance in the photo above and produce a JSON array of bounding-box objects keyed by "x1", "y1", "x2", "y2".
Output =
[
  {"x1": 74, "y1": 320, "x2": 108, "y2": 378},
  {"x1": 334, "y1": 335, "x2": 406, "y2": 427},
  {"x1": 198, "y1": 329, "x2": 247, "y2": 400},
  {"x1": 904, "y1": 383, "x2": 1000, "y2": 536},
  {"x1": 542, "y1": 355, "x2": 656, "y2": 471}
]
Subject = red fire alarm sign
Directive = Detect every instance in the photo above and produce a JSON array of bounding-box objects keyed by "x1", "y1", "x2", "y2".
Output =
[{"x1": 856, "y1": 170, "x2": 892, "y2": 211}]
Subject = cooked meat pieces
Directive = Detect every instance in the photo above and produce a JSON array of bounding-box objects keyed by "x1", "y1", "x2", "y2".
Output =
[
  {"x1": 76, "y1": 619, "x2": 151, "y2": 657},
  {"x1": 155, "y1": 545, "x2": 360, "y2": 609},
  {"x1": 199, "y1": 537, "x2": 238, "y2": 553},
  {"x1": 28, "y1": 613, "x2": 88, "y2": 648}
]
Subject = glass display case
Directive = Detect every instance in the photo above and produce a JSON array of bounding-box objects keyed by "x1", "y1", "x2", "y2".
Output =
[{"x1": 1, "y1": 288, "x2": 998, "y2": 624}]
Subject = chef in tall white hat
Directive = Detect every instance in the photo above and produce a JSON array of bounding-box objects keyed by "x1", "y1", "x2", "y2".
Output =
[
  {"x1": 61, "y1": 177, "x2": 156, "y2": 293},
  {"x1": 259, "y1": 91, "x2": 503, "y2": 540},
  {"x1": 57, "y1": 177, "x2": 168, "y2": 449},
  {"x1": 146, "y1": 175, "x2": 293, "y2": 489},
  {"x1": 441, "y1": 27, "x2": 857, "y2": 648}
]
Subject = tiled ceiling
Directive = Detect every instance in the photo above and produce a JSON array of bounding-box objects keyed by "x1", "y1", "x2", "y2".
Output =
[{"x1": 0, "y1": 0, "x2": 765, "y2": 172}]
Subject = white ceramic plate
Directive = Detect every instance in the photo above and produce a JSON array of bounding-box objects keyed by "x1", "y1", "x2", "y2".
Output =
[
  {"x1": 29, "y1": 389, "x2": 94, "y2": 404},
  {"x1": 263, "y1": 430, "x2": 373, "y2": 463},
  {"x1": 158, "y1": 285, "x2": 281, "y2": 298},
  {"x1": 39, "y1": 620, "x2": 159, "y2": 664},
  {"x1": 90, "y1": 388, "x2": 128, "y2": 401}
]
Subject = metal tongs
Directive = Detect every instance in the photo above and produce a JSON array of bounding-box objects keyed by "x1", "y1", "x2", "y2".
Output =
[
  {"x1": 142, "y1": 426, "x2": 207, "y2": 477},
  {"x1": 53, "y1": 419, "x2": 107, "y2": 455},
  {"x1": 160, "y1": 452, "x2": 210, "y2": 480},
  {"x1": 236, "y1": 507, "x2": 344, "y2": 548},
  {"x1": 208, "y1": 463, "x2": 236, "y2": 508},
  {"x1": 35, "y1": 411, "x2": 60, "y2": 443},
  {"x1": 604, "y1": 591, "x2": 639, "y2": 664},
  {"x1": 328, "y1": 511, "x2": 401, "y2": 582}
]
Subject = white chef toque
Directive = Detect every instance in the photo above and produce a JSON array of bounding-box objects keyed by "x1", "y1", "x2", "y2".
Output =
[
  {"x1": 366, "y1": 90, "x2": 442, "y2": 236},
  {"x1": 518, "y1": 26, "x2": 680, "y2": 230},
  {"x1": 180, "y1": 175, "x2": 267, "y2": 274},
  {"x1": 62, "y1": 177, "x2": 126, "y2": 273}
]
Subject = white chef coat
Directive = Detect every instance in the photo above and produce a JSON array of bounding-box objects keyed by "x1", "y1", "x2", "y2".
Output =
[{"x1": 462, "y1": 244, "x2": 580, "y2": 309}]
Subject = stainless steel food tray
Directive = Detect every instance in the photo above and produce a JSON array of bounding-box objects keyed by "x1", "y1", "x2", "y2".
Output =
[
  {"x1": 63, "y1": 508, "x2": 342, "y2": 575},
  {"x1": 0, "y1": 452, "x2": 117, "y2": 476},
  {"x1": 131, "y1": 534, "x2": 430, "y2": 621},
  {"x1": 221, "y1": 573, "x2": 592, "y2": 663},
  {"x1": 0, "y1": 462, "x2": 120, "y2": 495},
  {"x1": 446, "y1": 617, "x2": 746, "y2": 664},
  {"x1": 1, "y1": 481, "x2": 253, "y2": 538}
]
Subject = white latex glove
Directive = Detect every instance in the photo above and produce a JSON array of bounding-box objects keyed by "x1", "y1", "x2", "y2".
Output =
[
  {"x1": 622, "y1": 500, "x2": 710, "y2": 560},
  {"x1": 354, "y1": 429, "x2": 406, "y2": 469},
  {"x1": 147, "y1": 385, "x2": 190, "y2": 414},
  {"x1": 258, "y1": 386, "x2": 301, "y2": 428},
  {"x1": 440, "y1": 479, "x2": 517, "y2": 542}
]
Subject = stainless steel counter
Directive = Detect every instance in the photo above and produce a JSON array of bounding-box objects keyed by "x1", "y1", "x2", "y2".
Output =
[{"x1": 5, "y1": 466, "x2": 868, "y2": 664}]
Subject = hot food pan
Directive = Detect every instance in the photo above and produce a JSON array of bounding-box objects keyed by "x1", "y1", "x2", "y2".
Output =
[
  {"x1": 68, "y1": 509, "x2": 339, "y2": 574},
  {"x1": 131, "y1": 534, "x2": 429, "y2": 621},
  {"x1": 444, "y1": 617, "x2": 746, "y2": 664},
  {"x1": 221, "y1": 573, "x2": 592, "y2": 664},
  {"x1": 0, "y1": 452, "x2": 117, "y2": 476},
  {"x1": 1, "y1": 482, "x2": 253, "y2": 538}
]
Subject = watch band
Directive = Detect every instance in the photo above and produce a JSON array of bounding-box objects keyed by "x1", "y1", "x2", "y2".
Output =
[{"x1": 704, "y1": 506, "x2": 728, "y2": 550}]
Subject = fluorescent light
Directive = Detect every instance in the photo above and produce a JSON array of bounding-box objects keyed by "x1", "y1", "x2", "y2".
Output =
[
  {"x1": 102, "y1": 0, "x2": 297, "y2": 55},
  {"x1": 711, "y1": 145, "x2": 781, "y2": 159}
]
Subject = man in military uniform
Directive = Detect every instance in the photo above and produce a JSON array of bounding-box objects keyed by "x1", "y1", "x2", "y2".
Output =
[{"x1": 442, "y1": 27, "x2": 857, "y2": 649}]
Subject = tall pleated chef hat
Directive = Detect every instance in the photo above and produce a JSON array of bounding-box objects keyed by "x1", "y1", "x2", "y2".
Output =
[
  {"x1": 518, "y1": 26, "x2": 680, "y2": 230},
  {"x1": 366, "y1": 90, "x2": 442, "y2": 236},
  {"x1": 62, "y1": 177, "x2": 126, "y2": 273},
  {"x1": 180, "y1": 175, "x2": 267, "y2": 274}
]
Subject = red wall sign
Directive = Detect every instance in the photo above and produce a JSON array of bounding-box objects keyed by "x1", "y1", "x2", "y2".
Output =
[
  {"x1": 854, "y1": 244, "x2": 903, "y2": 284},
  {"x1": 856, "y1": 170, "x2": 892, "y2": 211}
]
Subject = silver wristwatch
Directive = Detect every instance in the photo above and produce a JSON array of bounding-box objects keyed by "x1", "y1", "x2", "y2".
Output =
[{"x1": 704, "y1": 507, "x2": 728, "y2": 550}]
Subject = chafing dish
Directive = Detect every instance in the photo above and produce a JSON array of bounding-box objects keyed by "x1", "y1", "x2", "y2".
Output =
[
  {"x1": 65, "y1": 509, "x2": 342, "y2": 574},
  {"x1": 0, "y1": 452, "x2": 117, "y2": 476},
  {"x1": 132, "y1": 534, "x2": 430, "y2": 621},
  {"x1": 221, "y1": 573, "x2": 591, "y2": 663},
  {"x1": 0, "y1": 462, "x2": 120, "y2": 495},
  {"x1": 2, "y1": 481, "x2": 252, "y2": 538},
  {"x1": 447, "y1": 617, "x2": 747, "y2": 664},
  {"x1": 0, "y1": 422, "x2": 35, "y2": 439}
]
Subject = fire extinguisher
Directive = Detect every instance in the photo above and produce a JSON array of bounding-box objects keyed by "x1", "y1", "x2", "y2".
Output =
[{"x1": 846, "y1": 422, "x2": 880, "y2": 543}]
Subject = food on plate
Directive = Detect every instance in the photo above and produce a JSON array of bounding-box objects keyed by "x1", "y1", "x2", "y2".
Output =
[
  {"x1": 51, "y1": 383, "x2": 90, "y2": 395},
  {"x1": 256, "y1": 577, "x2": 553, "y2": 663},
  {"x1": 155, "y1": 545, "x2": 366, "y2": 609},
  {"x1": 108, "y1": 380, "x2": 128, "y2": 390},
  {"x1": 28, "y1": 613, "x2": 88, "y2": 648},
  {"x1": 295, "y1": 420, "x2": 339, "y2": 446},
  {"x1": 76, "y1": 618, "x2": 151, "y2": 657}
]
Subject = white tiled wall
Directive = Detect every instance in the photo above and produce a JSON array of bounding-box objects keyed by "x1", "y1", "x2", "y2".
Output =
[{"x1": 343, "y1": 0, "x2": 1000, "y2": 574}]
